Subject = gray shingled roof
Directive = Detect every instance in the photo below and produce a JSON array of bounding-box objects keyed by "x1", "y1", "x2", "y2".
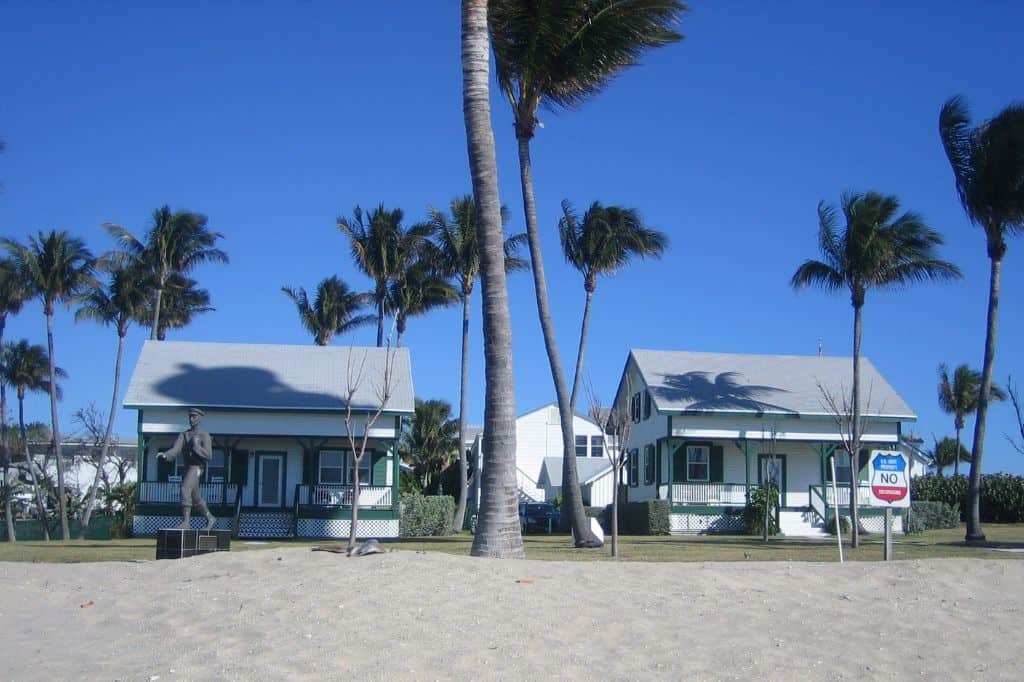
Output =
[
  {"x1": 124, "y1": 341, "x2": 414, "y2": 413},
  {"x1": 538, "y1": 457, "x2": 613, "y2": 486},
  {"x1": 628, "y1": 349, "x2": 915, "y2": 420}
]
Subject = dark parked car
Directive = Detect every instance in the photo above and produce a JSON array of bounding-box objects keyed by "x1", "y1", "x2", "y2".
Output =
[{"x1": 519, "y1": 502, "x2": 559, "y2": 533}]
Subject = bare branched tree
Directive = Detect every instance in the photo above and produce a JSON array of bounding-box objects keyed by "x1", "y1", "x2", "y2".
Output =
[
  {"x1": 342, "y1": 346, "x2": 398, "y2": 552},
  {"x1": 585, "y1": 376, "x2": 631, "y2": 557},
  {"x1": 1008, "y1": 376, "x2": 1024, "y2": 456}
]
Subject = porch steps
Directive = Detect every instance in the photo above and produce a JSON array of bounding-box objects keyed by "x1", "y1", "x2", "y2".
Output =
[
  {"x1": 237, "y1": 511, "x2": 294, "y2": 539},
  {"x1": 778, "y1": 509, "x2": 829, "y2": 539}
]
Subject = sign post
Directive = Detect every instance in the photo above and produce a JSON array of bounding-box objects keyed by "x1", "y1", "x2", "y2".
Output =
[{"x1": 867, "y1": 450, "x2": 911, "y2": 561}]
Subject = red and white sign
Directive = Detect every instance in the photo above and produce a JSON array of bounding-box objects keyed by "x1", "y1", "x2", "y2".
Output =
[{"x1": 867, "y1": 450, "x2": 910, "y2": 508}]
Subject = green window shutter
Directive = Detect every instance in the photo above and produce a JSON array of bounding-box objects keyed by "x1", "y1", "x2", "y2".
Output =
[
  {"x1": 857, "y1": 448, "x2": 869, "y2": 482},
  {"x1": 710, "y1": 446, "x2": 724, "y2": 483},
  {"x1": 312, "y1": 450, "x2": 321, "y2": 483},
  {"x1": 230, "y1": 449, "x2": 248, "y2": 486},
  {"x1": 372, "y1": 451, "x2": 388, "y2": 485},
  {"x1": 672, "y1": 444, "x2": 688, "y2": 483},
  {"x1": 156, "y1": 454, "x2": 174, "y2": 482},
  {"x1": 301, "y1": 449, "x2": 313, "y2": 484}
]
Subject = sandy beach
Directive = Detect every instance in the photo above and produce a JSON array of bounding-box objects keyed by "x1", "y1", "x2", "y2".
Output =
[{"x1": 2, "y1": 548, "x2": 1022, "y2": 680}]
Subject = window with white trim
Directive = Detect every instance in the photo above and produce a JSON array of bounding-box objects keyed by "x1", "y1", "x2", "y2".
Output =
[
  {"x1": 832, "y1": 449, "x2": 852, "y2": 484},
  {"x1": 590, "y1": 436, "x2": 604, "y2": 458},
  {"x1": 630, "y1": 393, "x2": 641, "y2": 423},
  {"x1": 348, "y1": 451, "x2": 371, "y2": 485},
  {"x1": 319, "y1": 450, "x2": 344, "y2": 484},
  {"x1": 687, "y1": 445, "x2": 709, "y2": 482},
  {"x1": 207, "y1": 449, "x2": 226, "y2": 482},
  {"x1": 628, "y1": 449, "x2": 639, "y2": 487},
  {"x1": 575, "y1": 435, "x2": 588, "y2": 457}
]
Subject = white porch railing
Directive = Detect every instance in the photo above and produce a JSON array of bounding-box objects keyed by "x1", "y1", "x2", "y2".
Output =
[
  {"x1": 296, "y1": 484, "x2": 393, "y2": 509},
  {"x1": 138, "y1": 481, "x2": 238, "y2": 505},
  {"x1": 821, "y1": 483, "x2": 872, "y2": 507},
  {"x1": 671, "y1": 482, "x2": 747, "y2": 506}
]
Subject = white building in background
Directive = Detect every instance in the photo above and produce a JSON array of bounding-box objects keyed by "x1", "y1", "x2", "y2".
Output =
[{"x1": 471, "y1": 402, "x2": 614, "y2": 508}]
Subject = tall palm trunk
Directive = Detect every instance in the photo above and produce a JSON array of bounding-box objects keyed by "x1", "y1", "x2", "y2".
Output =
[
  {"x1": 78, "y1": 329, "x2": 126, "y2": 538},
  {"x1": 452, "y1": 289, "x2": 471, "y2": 533},
  {"x1": 967, "y1": 254, "x2": 1001, "y2": 543},
  {"x1": 150, "y1": 283, "x2": 164, "y2": 341},
  {"x1": 463, "y1": 0, "x2": 524, "y2": 558},
  {"x1": 376, "y1": 284, "x2": 386, "y2": 347},
  {"x1": 1, "y1": 317, "x2": 14, "y2": 542},
  {"x1": 515, "y1": 135, "x2": 597, "y2": 546},
  {"x1": 45, "y1": 307, "x2": 70, "y2": 540},
  {"x1": 849, "y1": 301, "x2": 863, "y2": 548},
  {"x1": 953, "y1": 423, "x2": 962, "y2": 478},
  {"x1": 569, "y1": 284, "x2": 595, "y2": 410},
  {"x1": 20, "y1": 391, "x2": 49, "y2": 541}
]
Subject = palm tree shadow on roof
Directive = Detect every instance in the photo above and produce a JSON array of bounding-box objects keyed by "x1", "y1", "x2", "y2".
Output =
[
  {"x1": 154, "y1": 363, "x2": 354, "y2": 410},
  {"x1": 654, "y1": 371, "x2": 795, "y2": 415}
]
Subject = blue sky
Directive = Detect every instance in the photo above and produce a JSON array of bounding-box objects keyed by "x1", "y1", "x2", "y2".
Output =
[{"x1": 2, "y1": 2, "x2": 1022, "y2": 473}]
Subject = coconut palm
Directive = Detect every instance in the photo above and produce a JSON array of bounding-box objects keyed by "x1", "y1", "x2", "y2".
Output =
[
  {"x1": 428, "y1": 195, "x2": 528, "y2": 532},
  {"x1": 282, "y1": 276, "x2": 374, "y2": 346},
  {"x1": 937, "y1": 363, "x2": 1006, "y2": 478},
  {"x1": 403, "y1": 399, "x2": 461, "y2": 493},
  {"x1": 74, "y1": 262, "x2": 150, "y2": 537},
  {"x1": 141, "y1": 274, "x2": 213, "y2": 340},
  {"x1": 560, "y1": 200, "x2": 668, "y2": 409},
  {"x1": 489, "y1": 0, "x2": 685, "y2": 546},
  {"x1": 939, "y1": 96, "x2": 1024, "y2": 542},
  {"x1": 387, "y1": 261, "x2": 458, "y2": 348},
  {"x1": 2, "y1": 340, "x2": 67, "y2": 541},
  {"x1": 106, "y1": 206, "x2": 227, "y2": 341},
  {"x1": 463, "y1": 0, "x2": 524, "y2": 558},
  {"x1": 930, "y1": 436, "x2": 970, "y2": 478},
  {"x1": 2, "y1": 231, "x2": 95, "y2": 540},
  {"x1": 792, "y1": 192, "x2": 961, "y2": 547},
  {"x1": 0, "y1": 258, "x2": 29, "y2": 541},
  {"x1": 336, "y1": 205, "x2": 433, "y2": 347}
]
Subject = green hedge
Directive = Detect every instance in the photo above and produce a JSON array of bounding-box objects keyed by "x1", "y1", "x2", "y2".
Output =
[
  {"x1": 617, "y1": 500, "x2": 670, "y2": 535},
  {"x1": 905, "y1": 501, "x2": 960, "y2": 533},
  {"x1": 911, "y1": 474, "x2": 1024, "y2": 523},
  {"x1": 399, "y1": 494, "x2": 454, "y2": 537},
  {"x1": 1, "y1": 516, "x2": 115, "y2": 541},
  {"x1": 742, "y1": 484, "x2": 780, "y2": 536}
]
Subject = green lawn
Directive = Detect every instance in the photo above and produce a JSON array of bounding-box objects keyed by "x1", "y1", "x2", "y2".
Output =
[{"x1": 2, "y1": 525, "x2": 1023, "y2": 563}]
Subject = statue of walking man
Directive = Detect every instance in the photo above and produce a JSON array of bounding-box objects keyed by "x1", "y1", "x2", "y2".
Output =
[{"x1": 158, "y1": 408, "x2": 217, "y2": 530}]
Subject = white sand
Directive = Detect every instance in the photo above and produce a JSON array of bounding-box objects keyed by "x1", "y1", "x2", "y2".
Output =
[{"x1": 2, "y1": 549, "x2": 1022, "y2": 680}]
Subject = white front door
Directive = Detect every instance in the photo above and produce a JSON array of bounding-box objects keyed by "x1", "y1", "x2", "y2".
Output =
[{"x1": 257, "y1": 454, "x2": 284, "y2": 507}]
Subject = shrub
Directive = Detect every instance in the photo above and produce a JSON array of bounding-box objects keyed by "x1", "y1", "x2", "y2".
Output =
[
  {"x1": 905, "y1": 500, "x2": 960, "y2": 534},
  {"x1": 911, "y1": 474, "x2": 1024, "y2": 523},
  {"x1": 823, "y1": 515, "x2": 852, "y2": 536},
  {"x1": 399, "y1": 494, "x2": 455, "y2": 537},
  {"x1": 743, "y1": 484, "x2": 780, "y2": 536},
  {"x1": 617, "y1": 500, "x2": 670, "y2": 535}
]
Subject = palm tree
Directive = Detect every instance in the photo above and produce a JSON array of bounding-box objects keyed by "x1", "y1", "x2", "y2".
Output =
[
  {"x1": 792, "y1": 192, "x2": 960, "y2": 547},
  {"x1": 282, "y1": 276, "x2": 374, "y2": 345},
  {"x1": 463, "y1": 0, "x2": 524, "y2": 558},
  {"x1": 937, "y1": 363, "x2": 1006, "y2": 477},
  {"x1": 387, "y1": 261, "x2": 458, "y2": 348},
  {"x1": 404, "y1": 399, "x2": 461, "y2": 493},
  {"x1": 3, "y1": 231, "x2": 95, "y2": 540},
  {"x1": 74, "y1": 262, "x2": 149, "y2": 537},
  {"x1": 939, "y1": 96, "x2": 1024, "y2": 543},
  {"x1": 106, "y1": 206, "x2": 227, "y2": 340},
  {"x1": 0, "y1": 258, "x2": 29, "y2": 541},
  {"x1": 489, "y1": 0, "x2": 685, "y2": 546},
  {"x1": 337, "y1": 205, "x2": 433, "y2": 347},
  {"x1": 142, "y1": 274, "x2": 213, "y2": 340},
  {"x1": 2, "y1": 340, "x2": 67, "y2": 541},
  {"x1": 429, "y1": 195, "x2": 528, "y2": 532},
  {"x1": 930, "y1": 436, "x2": 970, "y2": 478},
  {"x1": 560, "y1": 200, "x2": 668, "y2": 408}
]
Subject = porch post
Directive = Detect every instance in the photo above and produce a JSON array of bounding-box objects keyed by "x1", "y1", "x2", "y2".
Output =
[
  {"x1": 393, "y1": 415, "x2": 401, "y2": 518},
  {"x1": 666, "y1": 415, "x2": 673, "y2": 506},
  {"x1": 743, "y1": 439, "x2": 751, "y2": 503}
]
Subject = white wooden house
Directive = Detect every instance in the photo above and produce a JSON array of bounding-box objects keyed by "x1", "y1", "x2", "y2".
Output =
[
  {"x1": 613, "y1": 349, "x2": 920, "y2": 536},
  {"x1": 124, "y1": 341, "x2": 414, "y2": 539},
  {"x1": 471, "y1": 403, "x2": 613, "y2": 508}
]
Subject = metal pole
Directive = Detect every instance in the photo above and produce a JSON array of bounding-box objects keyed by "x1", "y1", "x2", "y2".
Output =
[
  {"x1": 884, "y1": 507, "x2": 893, "y2": 561},
  {"x1": 829, "y1": 454, "x2": 844, "y2": 564}
]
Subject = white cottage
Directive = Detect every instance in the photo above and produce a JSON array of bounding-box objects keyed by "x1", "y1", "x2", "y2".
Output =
[
  {"x1": 613, "y1": 349, "x2": 922, "y2": 536},
  {"x1": 124, "y1": 341, "x2": 414, "y2": 539}
]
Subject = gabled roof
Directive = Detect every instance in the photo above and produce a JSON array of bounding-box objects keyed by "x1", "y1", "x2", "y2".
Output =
[
  {"x1": 124, "y1": 341, "x2": 414, "y2": 414},
  {"x1": 538, "y1": 457, "x2": 613, "y2": 487},
  {"x1": 623, "y1": 349, "x2": 915, "y2": 420}
]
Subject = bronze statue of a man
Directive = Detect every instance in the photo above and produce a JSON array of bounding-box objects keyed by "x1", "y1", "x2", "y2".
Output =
[{"x1": 158, "y1": 408, "x2": 217, "y2": 530}]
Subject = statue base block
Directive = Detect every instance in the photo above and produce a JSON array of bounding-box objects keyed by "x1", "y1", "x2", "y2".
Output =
[{"x1": 156, "y1": 528, "x2": 232, "y2": 560}]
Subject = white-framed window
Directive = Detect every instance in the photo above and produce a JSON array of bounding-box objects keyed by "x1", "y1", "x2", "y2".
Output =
[
  {"x1": 630, "y1": 393, "x2": 641, "y2": 423},
  {"x1": 644, "y1": 444, "x2": 656, "y2": 485},
  {"x1": 687, "y1": 445, "x2": 709, "y2": 482},
  {"x1": 832, "y1": 449, "x2": 852, "y2": 484},
  {"x1": 575, "y1": 435, "x2": 589, "y2": 457},
  {"x1": 208, "y1": 449, "x2": 226, "y2": 482},
  {"x1": 319, "y1": 450, "x2": 345, "y2": 484},
  {"x1": 590, "y1": 436, "x2": 604, "y2": 458},
  {"x1": 628, "y1": 449, "x2": 639, "y2": 487},
  {"x1": 348, "y1": 451, "x2": 371, "y2": 485}
]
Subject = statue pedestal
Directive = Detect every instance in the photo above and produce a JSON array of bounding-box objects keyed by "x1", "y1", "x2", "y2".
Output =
[{"x1": 156, "y1": 528, "x2": 231, "y2": 560}]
